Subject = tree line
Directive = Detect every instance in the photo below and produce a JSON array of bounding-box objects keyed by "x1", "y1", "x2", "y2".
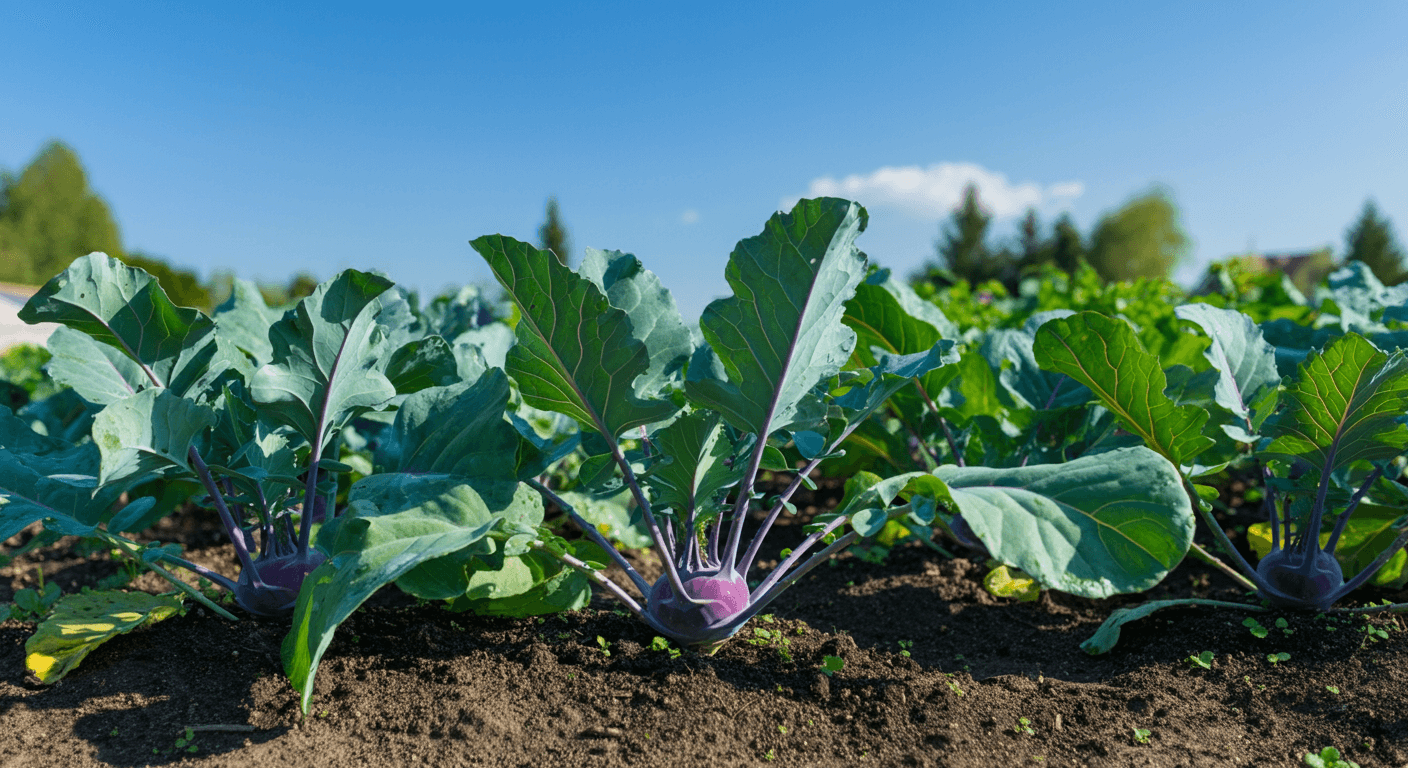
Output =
[{"x1": 916, "y1": 183, "x2": 1406, "y2": 292}]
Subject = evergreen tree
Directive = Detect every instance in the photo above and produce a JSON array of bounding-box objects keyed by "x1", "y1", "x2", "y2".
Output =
[
  {"x1": 933, "y1": 184, "x2": 1007, "y2": 284},
  {"x1": 0, "y1": 141, "x2": 124, "y2": 284},
  {"x1": 1049, "y1": 213, "x2": 1086, "y2": 275},
  {"x1": 1087, "y1": 189, "x2": 1188, "y2": 282},
  {"x1": 1344, "y1": 199, "x2": 1406, "y2": 285},
  {"x1": 537, "y1": 196, "x2": 571, "y2": 266}
]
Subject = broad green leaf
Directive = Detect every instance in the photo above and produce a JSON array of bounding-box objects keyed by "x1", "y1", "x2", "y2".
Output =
[
  {"x1": 685, "y1": 198, "x2": 867, "y2": 435},
  {"x1": 1264, "y1": 334, "x2": 1408, "y2": 473},
  {"x1": 842, "y1": 269, "x2": 959, "y2": 415},
  {"x1": 93, "y1": 389, "x2": 215, "y2": 487},
  {"x1": 834, "y1": 345, "x2": 959, "y2": 426},
  {"x1": 43, "y1": 326, "x2": 147, "y2": 405},
  {"x1": 579, "y1": 247, "x2": 693, "y2": 400},
  {"x1": 1080, "y1": 598, "x2": 1265, "y2": 655},
  {"x1": 376, "y1": 370, "x2": 520, "y2": 481},
  {"x1": 641, "y1": 411, "x2": 744, "y2": 518},
  {"x1": 930, "y1": 446, "x2": 1194, "y2": 598},
  {"x1": 447, "y1": 550, "x2": 591, "y2": 616},
  {"x1": 392, "y1": 482, "x2": 548, "y2": 598},
  {"x1": 473, "y1": 235, "x2": 678, "y2": 438},
  {"x1": 1247, "y1": 502, "x2": 1408, "y2": 588},
  {"x1": 213, "y1": 278, "x2": 281, "y2": 365},
  {"x1": 1175, "y1": 304, "x2": 1280, "y2": 436},
  {"x1": 0, "y1": 452, "x2": 120, "y2": 539},
  {"x1": 18, "y1": 253, "x2": 213, "y2": 390},
  {"x1": 0, "y1": 406, "x2": 69, "y2": 456},
  {"x1": 251, "y1": 270, "x2": 398, "y2": 450},
  {"x1": 285, "y1": 473, "x2": 534, "y2": 713},
  {"x1": 1034, "y1": 312, "x2": 1215, "y2": 466},
  {"x1": 385, "y1": 335, "x2": 460, "y2": 395},
  {"x1": 555, "y1": 489, "x2": 652, "y2": 549},
  {"x1": 25, "y1": 591, "x2": 183, "y2": 683},
  {"x1": 983, "y1": 313, "x2": 1091, "y2": 412}
]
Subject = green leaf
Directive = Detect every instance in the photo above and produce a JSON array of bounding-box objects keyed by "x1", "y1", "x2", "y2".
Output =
[
  {"x1": 833, "y1": 345, "x2": 959, "y2": 426},
  {"x1": 43, "y1": 326, "x2": 147, "y2": 405},
  {"x1": 641, "y1": 411, "x2": 744, "y2": 519},
  {"x1": 385, "y1": 335, "x2": 460, "y2": 395},
  {"x1": 578, "y1": 247, "x2": 694, "y2": 400},
  {"x1": 250, "y1": 270, "x2": 398, "y2": 451},
  {"x1": 1264, "y1": 334, "x2": 1408, "y2": 473},
  {"x1": 982, "y1": 313, "x2": 1092, "y2": 412},
  {"x1": 446, "y1": 550, "x2": 591, "y2": 616},
  {"x1": 25, "y1": 590, "x2": 183, "y2": 683},
  {"x1": 685, "y1": 198, "x2": 867, "y2": 435},
  {"x1": 1034, "y1": 312, "x2": 1215, "y2": 467},
  {"x1": 18, "y1": 253, "x2": 213, "y2": 390},
  {"x1": 285, "y1": 473, "x2": 534, "y2": 713},
  {"x1": 1175, "y1": 303, "x2": 1281, "y2": 437},
  {"x1": 1080, "y1": 599, "x2": 1265, "y2": 655},
  {"x1": 842, "y1": 269, "x2": 959, "y2": 413},
  {"x1": 931, "y1": 447, "x2": 1194, "y2": 598},
  {"x1": 375, "y1": 369, "x2": 520, "y2": 482},
  {"x1": 983, "y1": 564, "x2": 1040, "y2": 602},
  {"x1": 0, "y1": 452, "x2": 120, "y2": 539},
  {"x1": 473, "y1": 235, "x2": 679, "y2": 438},
  {"x1": 92, "y1": 389, "x2": 215, "y2": 487},
  {"x1": 213, "y1": 278, "x2": 281, "y2": 365},
  {"x1": 556, "y1": 489, "x2": 652, "y2": 549}
]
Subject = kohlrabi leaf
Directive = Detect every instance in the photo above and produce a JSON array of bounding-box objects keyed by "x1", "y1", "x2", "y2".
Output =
[
  {"x1": 0, "y1": 453, "x2": 121, "y2": 539},
  {"x1": 18, "y1": 253, "x2": 214, "y2": 391},
  {"x1": 685, "y1": 198, "x2": 867, "y2": 435},
  {"x1": 42, "y1": 326, "x2": 147, "y2": 405},
  {"x1": 446, "y1": 550, "x2": 591, "y2": 616},
  {"x1": 1080, "y1": 599, "x2": 1265, "y2": 655},
  {"x1": 473, "y1": 235, "x2": 679, "y2": 438},
  {"x1": 25, "y1": 590, "x2": 183, "y2": 684},
  {"x1": 982, "y1": 313, "x2": 1092, "y2": 412},
  {"x1": 833, "y1": 346, "x2": 959, "y2": 426},
  {"x1": 375, "y1": 369, "x2": 520, "y2": 480},
  {"x1": 641, "y1": 411, "x2": 744, "y2": 518},
  {"x1": 384, "y1": 335, "x2": 460, "y2": 395},
  {"x1": 250, "y1": 270, "x2": 398, "y2": 451},
  {"x1": 1263, "y1": 334, "x2": 1408, "y2": 473},
  {"x1": 842, "y1": 269, "x2": 959, "y2": 415},
  {"x1": 92, "y1": 388, "x2": 216, "y2": 487},
  {"x1": 578, "y1": 248, "x2": 693, "y2": 400},
  {"x1": 213, "y1": 278, "x2": 282, "y2": 365},
  {"x1": 929, "y1": 446, "x2": 1194, "y2": 598},
  {"x1": 1174, "y1": 303, "x2": 1281, "y2": 436},
  {"x1": 1034, "y1": 312, "x2": 1215, "y2": 467},
  {"x1": 0, "y1": 406, "x2": 70, "y2": 456},
  {"x1": 556, "y1": 489, "x2": 652, "y2": 549},
  {"x1": 286, "y1": 473, "x2": 535, "y2": 713}
]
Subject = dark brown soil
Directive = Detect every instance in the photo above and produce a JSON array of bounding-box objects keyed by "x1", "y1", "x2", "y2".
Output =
[{"x1": 4, "y1": 493, "x2": 1408, "y2": 767}]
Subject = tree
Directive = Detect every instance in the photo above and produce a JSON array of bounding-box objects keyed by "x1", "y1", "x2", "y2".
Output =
[
  {"x1": 122, "y1": 251, "x2": 212, "y2": 310},
  {"x1": 1087, "y1": 189, "x2": 1188, "y2": 282},
  {"x1": 1344, "y1": 199, "x2": 1406, "y2": 285},
  {"x1": 1049, "y1": 213, "x2": 1086, "y2": 276},
  {"x1": 0, "y1": 141, "x2": 124, "y2": 284},
  {"x1": 931, "y1": 184, "x2": 1008, "y2": 285},
  {"x1": 537, "y1": 196, "x2": 571, "y2": 266}
]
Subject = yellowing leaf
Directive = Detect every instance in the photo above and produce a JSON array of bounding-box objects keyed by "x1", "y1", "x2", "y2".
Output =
[
  {"x1": 984, "y1": 564, "x2": 1040, "y2": 602},
  {"x1": 25, "y1": 591, "x2": 183, "y2": 684}
]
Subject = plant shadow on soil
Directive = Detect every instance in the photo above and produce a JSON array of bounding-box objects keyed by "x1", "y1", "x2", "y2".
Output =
[{"x1": 4, "y1": 494, "x2": 1408, "y2": 767}]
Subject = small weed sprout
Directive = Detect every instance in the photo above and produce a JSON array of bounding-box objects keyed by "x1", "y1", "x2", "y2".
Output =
[
  {"x1": 1132, "y1": 728, "x2": 1152, "y2": 744},
  {"x1": 1186, "y1": 651, "x2": 1214, "y2": 670},
  {"x1": 1013, "y1": 717, "x2": 1034, "y2": 736},
  {"x1": 897, "y1": 640, "x2": 913, "y2": 657},
  {"x1": 1243, "y1": 617, "x2": 1269, "y2": 639},
  {"x1": 1267, "y1": 652, "x2": 1291, "y2": 665},
  {"x1": 1304, "y1": 746, "x2": 1361, "y2": 768},
  {"x1": 820, "y1": 655, "x2": 845, "y2": 677},
  {"x1": 596, "y1": 636, "x2": 612, "y2": 657}
]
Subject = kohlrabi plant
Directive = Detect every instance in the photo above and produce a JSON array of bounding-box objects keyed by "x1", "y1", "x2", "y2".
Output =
[{"x1": 472, "y1": 198, "x2": 960, "y2": 650}]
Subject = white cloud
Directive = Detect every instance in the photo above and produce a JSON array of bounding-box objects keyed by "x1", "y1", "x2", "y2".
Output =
[
  {"x1": 793, "y1": 162, "x2": 1084, "y2": 220},
  {"x1": 680, "y1": 209, "x2": 700, "y2": 224}
]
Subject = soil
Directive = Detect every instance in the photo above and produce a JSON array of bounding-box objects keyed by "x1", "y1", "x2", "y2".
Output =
[{"x1": 3, "y1": 478, "x2": 1408, "y2": 768}]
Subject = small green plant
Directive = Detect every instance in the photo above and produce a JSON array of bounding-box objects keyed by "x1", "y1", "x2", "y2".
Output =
[
  {"x1": 596, "y1": 635, "x2": 612, "y2": 657},
  {"x1": 173, "y1": 727, "x2": 198, "y2": 754},
  {"x1": 763, "y1": 748, "x2": 776, "y2": 761},
  {"x1": 649, "y1": 636, "x2": 682, "y2": 659},
  {"x1": 1186, "y1": 651, "x2": 1213, "y2": 670},
  {"x1": 1276, "y1": 617, "x2": 1293, "y2": 636},
  {"x1": 1243, "y1": 617, "x2": 1269, "y2": 639},
  {"x1": 1013, "y1": 717, "x2": 1034, "y2": 736},
  {"x1": 820, "y1": 655, "x2": 845, "y2": 676},
  {"x1": 945, "y1": 674, "x2": 965, "y2": 696},
  {"x1": 1132, "y1": 728, "x2": 1151, "y2": 744},
  {"x1": 1304, "y1": 746, "x2": 1360, "y2": 768},
  {"x1": 1325, "y1": 685, "x2": 1341, "y2": 694},
  {"x1": 1267, "y1": 652, "x2": 1290, "y2": 665},
  {"x1": 897, "y1": 640, "x2": 913, "y2": 657},
  {"x1": 7, "y1": 566, "x2": 61, "y2": 621}
]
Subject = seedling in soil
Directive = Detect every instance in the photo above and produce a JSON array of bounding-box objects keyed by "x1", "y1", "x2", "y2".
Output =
[
  {"x1": 1132, "y1": 728, "x2": 1152, "y2": 745},
  {"x1": 173, "y1": 728, "x2": 198, "y2": 754},
  {"x1": 1304, "y1": 746, "x2": 1360, "y2": 768},
  {"x1": 1276, "y1": 617, "x2": 1293, "y2": 635},
  {"x1": 1186, "y1": 651, "x2": 1214, "y2": 670},
  {"x1": 1267, "y1": 652, "x2": 1291, "y2": 666},
  {"x1": 945, "y1": 674, "x2": 965, "y2": 697},
  {"x1": 649, "y1": 636, "x2": 682, "y2": 659},
  {"x1": 7, "y1": 566, "x2": 60, "y2": 621},
  {"x1": 1012, "y1": 717, "x2": 1034, "y2": 736},
  {"x1": 596, "y1": 636, "x2": 612, "y2": 657},
  {"x1": 820, "y1": 656, "x2": 845, "y2": 677},
  {"x1": 1244, "y1": 617, "x2": 1269, "y2": 639},
  {"x1": 1325, "y1": 685, "x2": 1341, "y2": 695},
  {"x1": 897, "y1": 640, "x2": 913, "y2": 657}
]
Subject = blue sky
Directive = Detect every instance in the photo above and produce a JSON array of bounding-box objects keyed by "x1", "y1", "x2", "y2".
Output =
[{"x1": 3, "y1": 3, "x2": 1405, "y2": 319}]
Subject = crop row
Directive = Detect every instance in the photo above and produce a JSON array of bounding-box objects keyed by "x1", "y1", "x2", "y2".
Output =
[{"x1": 3, "y1": 197, "x2": 1407, "y2": 714}]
